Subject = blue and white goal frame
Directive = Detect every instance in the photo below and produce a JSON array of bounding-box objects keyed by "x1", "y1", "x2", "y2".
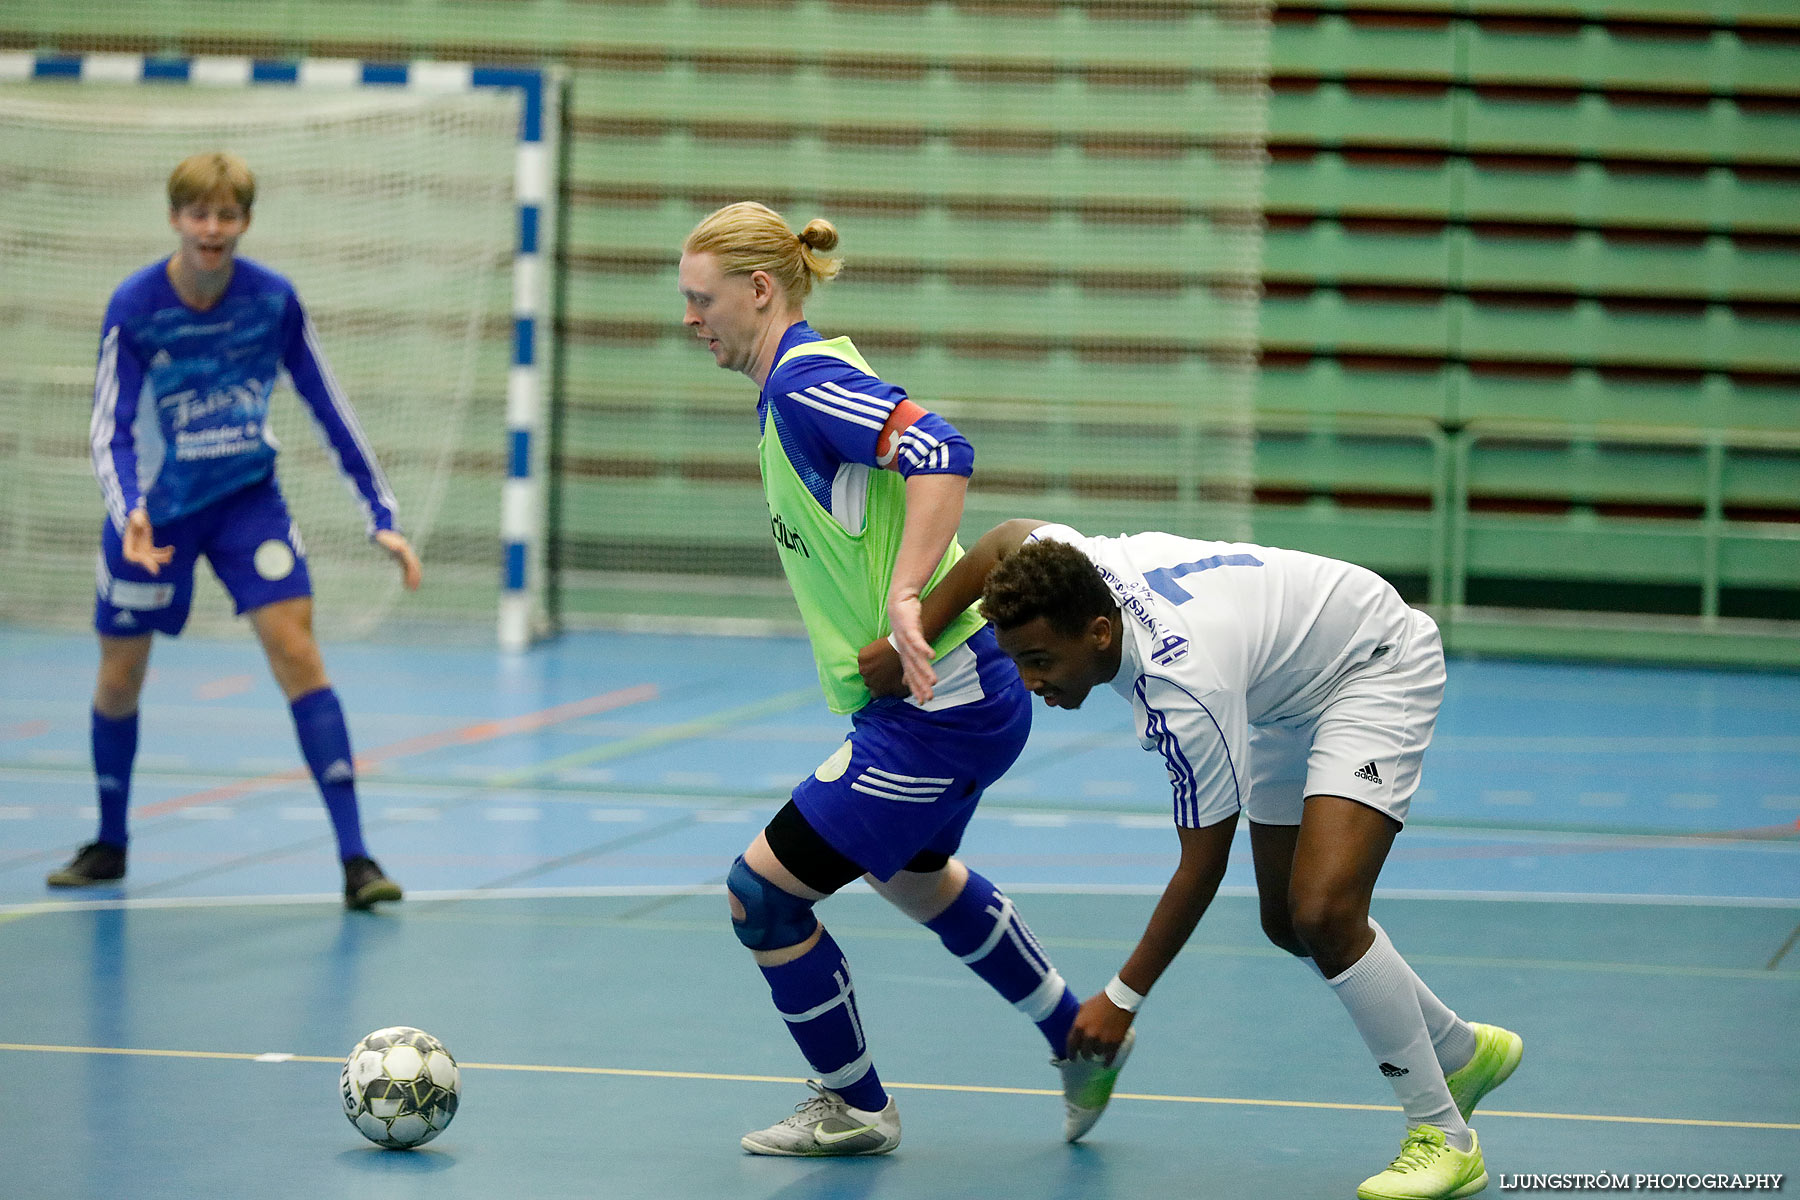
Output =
[{"x1": 0, "y1": 52, "x2": 561, "y2": 651}]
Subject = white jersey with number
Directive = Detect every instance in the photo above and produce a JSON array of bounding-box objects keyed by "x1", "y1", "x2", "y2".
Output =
[{"x1": 1026, "y1": 524, "x2": 1418, "y2": 827}]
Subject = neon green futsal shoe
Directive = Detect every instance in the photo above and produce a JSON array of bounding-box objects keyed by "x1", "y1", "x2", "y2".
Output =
[
  {"x1": 1445, "y1": 1023, "x2": 1523, "y2": 1121},
  {"x1": 1357, "y1": 1126, "x2": 1487, "y2": 1200},
  {"x1": 1054, "y1": 1026, "x2": 1135, "y2": 1142}
]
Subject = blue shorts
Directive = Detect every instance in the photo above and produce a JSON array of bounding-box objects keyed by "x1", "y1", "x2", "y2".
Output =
[
  {"x1": 792, "y1": 627, "x2": 1032, "y2": 881},
  {"x1": 94, "y1": 475, "x2": 311, "y2": 637}
]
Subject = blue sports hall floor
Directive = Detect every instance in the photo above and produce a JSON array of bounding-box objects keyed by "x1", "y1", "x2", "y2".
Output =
[{"x1": 0, "y1": 625, "x2": 1795, "y2": 1199}]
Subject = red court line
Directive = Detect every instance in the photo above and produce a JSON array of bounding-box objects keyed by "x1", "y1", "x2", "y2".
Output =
[
  {"x1": 193, "y1": 674, "x2": 256, "y2": 701},
  {"x1": 137, "y1": 682, "x2": 660, "y2": 818}
]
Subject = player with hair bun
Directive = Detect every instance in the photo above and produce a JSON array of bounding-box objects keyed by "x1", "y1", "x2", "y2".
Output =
[
  {"x1": 48, "y1": 151, "x2": 416, "y2": 910},
  {"x1": 678, "y1": 202, "x2": 1129, "y2": 1156}
]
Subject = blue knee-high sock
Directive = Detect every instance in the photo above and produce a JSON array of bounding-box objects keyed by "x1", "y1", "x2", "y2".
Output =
[
  {"x1": 93, "y1": 709, "x2": 138, "y2": 848},
  {"x1": 758, "y1": 927, "x2": 888, "y2": 1112},
  {"x1": 926, "y1": 869, "x2": 1079, "y2": 1056},
  {"x1": 289, "y1": 687, "x2": 367, "y2": 863}
]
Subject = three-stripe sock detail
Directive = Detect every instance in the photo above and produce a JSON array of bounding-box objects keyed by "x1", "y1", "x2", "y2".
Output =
[{"x1": 927, "y1": 870, "x2": 1078, "y2": 1055}]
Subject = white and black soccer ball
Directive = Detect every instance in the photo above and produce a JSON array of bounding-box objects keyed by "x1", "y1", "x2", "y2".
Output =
[{"x1": 340, "y1": 1026, "x2": 460, "y2": 1149}]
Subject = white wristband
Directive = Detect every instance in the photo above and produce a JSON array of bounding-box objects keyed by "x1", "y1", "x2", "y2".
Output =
[{"x1": 1103, "y1": 974, "x2": 1145, "y2": 1014}]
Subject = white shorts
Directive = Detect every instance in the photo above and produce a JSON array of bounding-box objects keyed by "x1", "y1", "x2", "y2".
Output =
[{"x1": 1244, "y1": 607, "x2": 1445, "y2": 827}]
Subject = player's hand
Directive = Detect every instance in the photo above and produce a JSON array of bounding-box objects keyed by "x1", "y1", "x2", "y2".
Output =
[
  {"x1": 374, "y1": 529, "x2": 423, "y2": 591},
  {"x1": 1065, "y1": 990, "x2": 1136, "y2": 1066},
  {"x1": 857, "y1": 637, "x2": 907, "y2": 699},
  {"x1": 886, "y1": 587, "x2": 937, "y2": 704},
  {"x1": 121, "y1": 508, "x2": 173, "y2": 575}
]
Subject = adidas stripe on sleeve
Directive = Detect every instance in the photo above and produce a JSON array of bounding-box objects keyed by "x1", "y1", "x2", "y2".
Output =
[
  {"x1": 90, "y1": 304, "x2": 146, "y2": 533},
  {"x1": 772, "y1": 357, "x2": 973, "y2": 481},
  {"x1": 280, "y1": 293, "x2": 399, "y2": 535},
  {"x1": 1135, "y1": 674, "x2": 1246, "y2": 829}
]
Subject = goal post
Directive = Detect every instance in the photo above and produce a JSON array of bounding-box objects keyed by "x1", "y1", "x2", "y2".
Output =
[{"x1": 0, "y1": 53, "x2": 560, "y2": 649}]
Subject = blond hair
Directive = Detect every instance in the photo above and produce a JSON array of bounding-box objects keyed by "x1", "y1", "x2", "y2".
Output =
[
  {"x1": 167, "y1": 152, "x2": 255, "y2": 212},
  {"x1": 683, "y1": 201, "x2": 841, "y2": 300}
]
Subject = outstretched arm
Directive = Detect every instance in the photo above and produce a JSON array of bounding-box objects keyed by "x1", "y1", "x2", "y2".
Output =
[
  {"x1": 1064, "y1": 816, "x2": 1236, "y2": 1063},
  {"x1": 282, "y1": 297, "x2": 419, "y2": 590},
  {"x1": 281, "y1": 298, "x2": 399, "y2": 537},
  {"x1": 860, "y1": 517, "x2": 1048, "y2": 698}
]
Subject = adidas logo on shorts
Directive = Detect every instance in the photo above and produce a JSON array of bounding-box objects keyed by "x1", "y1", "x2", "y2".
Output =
[
  {"x1": 1379, "y1": 1062, "x2": 1409, "y2": 1078},
  {"x1": 1353, "y1": 761, "x2": 1383, "y2": 785}
]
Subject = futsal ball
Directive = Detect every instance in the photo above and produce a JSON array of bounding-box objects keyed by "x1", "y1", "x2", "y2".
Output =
[{"x1": 340, "y1": 1026, "x2": 460, "y2": 1149}]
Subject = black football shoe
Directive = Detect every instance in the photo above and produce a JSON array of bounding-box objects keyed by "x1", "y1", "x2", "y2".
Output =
[
  {"x1": 343, "y1": 855, "x2": 404, "y2": 910},
  {"x1": 46, "y1": 841, "x2": 127, "y2": 887}
]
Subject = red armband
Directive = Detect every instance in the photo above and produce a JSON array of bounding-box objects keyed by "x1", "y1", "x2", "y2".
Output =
[{"x1": 875, "y1": 398, "x2": 929, "y2": 469}]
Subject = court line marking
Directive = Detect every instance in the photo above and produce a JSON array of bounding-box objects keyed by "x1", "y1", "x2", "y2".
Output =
[
  {"x1": 3, "y1": 889, "x2": 1796, "y2": 981},
  {"x1": 0, "y1": 1043, "x2": 1793, "y2": 1132},
  {"x1": 193, "y1": 673, "x2": 255, "y2": 701},
  {"x1": 1768, "y1": 921, "x2": 1800, "y2": 971},
  {"x1": 487, "y1": 687, "x2": 819, "y2": 783},
  {"x1": 7, "y1": 882, "x2": 1797, "y2": 919},
  {"x1": 0, "y1": 694, "x2": 809, "y2": 915},
  {"x1": 134, "y1": 683, "x2": 662, "y2": 819},
  {"x1": 16, "y1": 768, "x2": 1793, "y2": 847}
]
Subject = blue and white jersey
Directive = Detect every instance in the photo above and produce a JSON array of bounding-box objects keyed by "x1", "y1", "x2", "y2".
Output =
[
  {"x1": 1027, "y1": 524, "x2": 1414, "y2": 827},
  {"x1": 759, "y1": 320, "x2": 997, "y2": 710},
  {"x1": 758, "y1": 321, "x2": 973, "y2": 533},
  {"x1": 89, "y1": 257, "x2": 397, "y2": 534}
]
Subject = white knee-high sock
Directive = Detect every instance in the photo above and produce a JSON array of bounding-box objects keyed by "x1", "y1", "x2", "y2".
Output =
[
  {"x1": 1325, "y1": 922, "x2": 1471, "y2": 1150},
  {"x1": 1368, "y1": 919, "x2": 1476, "y2": 1075}
]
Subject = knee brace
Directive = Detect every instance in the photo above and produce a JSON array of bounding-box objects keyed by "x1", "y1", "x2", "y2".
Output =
[{"x1": 727, "y1": 855, "x2": 819, "y2": 952}]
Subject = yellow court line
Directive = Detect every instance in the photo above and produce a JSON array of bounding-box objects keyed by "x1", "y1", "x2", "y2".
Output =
[{"x1": 3, "y1": 1043, "x2": 1796, "y2": 1132}]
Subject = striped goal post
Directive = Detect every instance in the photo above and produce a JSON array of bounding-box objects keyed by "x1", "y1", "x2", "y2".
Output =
[{"x1": 0, "y1": 53, "x2": 560, "y2": 650}]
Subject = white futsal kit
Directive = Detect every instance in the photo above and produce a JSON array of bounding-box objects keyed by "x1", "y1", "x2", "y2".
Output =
[{"x1": 1026, "y1": 525, "x2": 1446, "y2": 829}]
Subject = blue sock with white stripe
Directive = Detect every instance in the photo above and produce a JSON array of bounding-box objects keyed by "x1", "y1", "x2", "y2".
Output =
[
  {"x1": 289, "y1": 687, "x2": 367, "y2": 863},
  {"x1": 926, "y1": 870, "x2": 1078, "y2": 1056},
  {"x1": 758, "y1": 927, "x2": 888, "y2": 1112},
  {"x1": 92, "y1": 708, "x2": 137, "y2": 848}
]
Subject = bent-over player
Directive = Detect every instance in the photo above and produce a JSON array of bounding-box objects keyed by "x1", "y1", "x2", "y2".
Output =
[{"x1": 864, "y1": 519, "x2": 1523, "y2": 1199}]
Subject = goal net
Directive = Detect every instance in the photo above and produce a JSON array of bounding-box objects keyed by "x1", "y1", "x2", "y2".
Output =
[{"x1": 0, "y1": 81, "x2": 519, "y2": 639}]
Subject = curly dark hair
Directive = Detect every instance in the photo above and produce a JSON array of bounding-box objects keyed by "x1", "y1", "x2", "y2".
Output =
[{"x1": 981, "y1": 539, "x2": 1117, "y2": 637}]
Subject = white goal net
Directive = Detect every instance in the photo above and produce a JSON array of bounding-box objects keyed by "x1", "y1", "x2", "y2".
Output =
[{"x1": 0, "y1": 82, "x2": 518, "y2": 639}]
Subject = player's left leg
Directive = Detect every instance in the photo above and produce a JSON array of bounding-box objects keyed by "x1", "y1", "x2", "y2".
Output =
[
  {"x1": 207, "y1": 478, "x2": 399, "y2": 908},
  {"x1": 1291, "y1": 797, "x2": 1485, "y2": 1199},
  {"x1": 247, "y1": 596, "x2": 400, "y2": 908},
  {"x1": 1284, "y1": 611, "x2": 1507, "y2": 1198},
  {"x1": 1254, "y1": 818, "x2": 1484, "y2": 1084},
  {"x1": 870, "y1": 855, "x2": 1078, "y2": 1059},
  {"x1": 871, "y1": 855, "x2": 1135, "y2": 1142},
  {"x1": 859, "y1": 645, "x2": 1118, "y2": 1141}
]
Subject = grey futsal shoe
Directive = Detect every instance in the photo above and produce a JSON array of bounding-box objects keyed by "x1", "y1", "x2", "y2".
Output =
[
  {"x1": 1054, "y1": 1026, "x2": 1136, "y2": 1142},
  {"x1": 740, "y1": 1080, "x2": 901, "y2": 1157},
  {"x1": 343, "y1": 855, "x2": 403, "y2": 910},
  {"x1": 46, "y1": 841, "x2": 127, "y2": 887}
]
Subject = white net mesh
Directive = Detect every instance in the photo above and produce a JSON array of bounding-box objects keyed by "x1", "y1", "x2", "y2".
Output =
[{"x1": 0, "y1": 84, "x2": 518, "y2": 638}]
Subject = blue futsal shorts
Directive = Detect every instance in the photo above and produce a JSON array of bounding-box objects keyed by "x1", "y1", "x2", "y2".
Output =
[
  {"x1": 792, "y1": 626, "x2": 1033, "y2": 881},
  {"x1": 94, "y1": 474, "x2": 312, "y2": 637}
]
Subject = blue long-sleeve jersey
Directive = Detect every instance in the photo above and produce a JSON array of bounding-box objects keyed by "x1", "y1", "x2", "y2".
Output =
[
  {"x1": 757, "y1": 321, "x2": 973, "y2": 530},
  {"x1": 89, "y1": 257, "x2": 398, "y2": 535}
]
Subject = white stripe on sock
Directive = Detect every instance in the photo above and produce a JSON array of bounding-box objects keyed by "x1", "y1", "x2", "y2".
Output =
[
  {"x1": 819, "y1": 1050, "x2": 874, "y2": 1091},
  {"x1": 957, "y1": 896, "x2": 1016, "y2": 965},
  {"x1": 1013, "y1": 968, "x2": 1068, "y2": 1022}
]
